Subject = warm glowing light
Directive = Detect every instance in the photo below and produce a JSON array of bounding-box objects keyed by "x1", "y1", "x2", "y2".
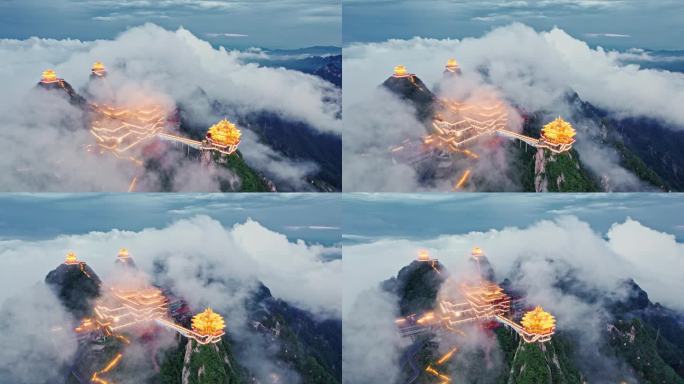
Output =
[
  {"x1": 205, "y1": 118, "x2": 241, "y2": 151},
  {"x1": 445, "y1": 58, "x2": 460, "y2": 72},
  {"x1": 393, "y1": 65, "x2": 408, "y2": 77},
  {"x1": 41, "y1": 69, "x2": 58, "y2": 83},
  {"x1": 521, "y1": 306, "x2": 556, "y2": 335},
  {"x1": 541, "y1": 117, "x2": 576, "y2": 145},
  {"x1": 91, "y1": 353, "x2": 123, "y2": 384},
  {"x1": 416, "y1": 312, "x2": 435, "y2": 325},
  {"x1": 417, "y1": 250, "x2": 431, "y2": 261},
  {"x1": 94, "y1": 286, "x2": 168, "y2": 331},
  {"x1": 92, "y1": 61, "x2": 107, "y2": 76},
  {"x1": 430, "y1": 98, "x2": 509, "y2": 153},
  {"x1": 453, "y1": 169, "x2": 471, "y2": 190},
  {"x1": 64, "y1": 251, "x2": 79, "y2": 265},
  {"x1": 118, "y1": 248, "x2": 129, "y2": 259},
  {"x1": 192, "y1": 307, "x2": 226, "y2": 337},
  {"x1": 471, "y1": 247, "x2": 484, "y2": 258}
]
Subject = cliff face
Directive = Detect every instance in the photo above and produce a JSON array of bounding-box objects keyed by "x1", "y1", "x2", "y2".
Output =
[{"x1": 45, "y1": 262, "x2": 101, "y2": 319}]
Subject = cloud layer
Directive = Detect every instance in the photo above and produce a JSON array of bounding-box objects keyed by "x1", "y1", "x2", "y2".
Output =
[
  {"x1": 0, "y1": 23, "x2": 340, "y2": 191},
  {"x1": 0, "y1": 216, "x2": 341, "y2": 381},
  {"x1": 344, "y1": 216, "x2": 684, "y2": 315},
  {"x1": 344, "y1": 215, "x2": 683, "y2": 381}
]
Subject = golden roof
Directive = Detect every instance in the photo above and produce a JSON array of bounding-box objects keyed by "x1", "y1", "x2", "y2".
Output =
[
  {"x1": 521, "y1": 306, "x2": 555, "y2": 334},
  {"x1": 471, "y1": 247, "x2": 484, "y2": 258},
  {"x1": 206, "y1": 118, "x2": 241, "y2": 147},
  {"x1": 118, "y1": 248, "x2": 129, "y2": 259},
  {"x1": 541, "y1": 117, "x2": 576, "y2": 145},
  {"x1": 417, "y1": 250, "x2": 430, "y2": 261},
  {"x1": 394, "y1": 65, "x2": 408, "y2": 77},
  {"x1": 65, "y1": 251, "x2": 78, "y2": 264},
  {"x1": 446, "y1": 58, "x2": 459, "y2": 69},
  {"x1": 192, "y1": 307, "x2": 225, "y2": 336},
  {"x1": 92, "y1": 61, "x2": 106, "y2": 74},
  {"x1": 42, "y1": 69, "x2": 58, "y2": 83}
]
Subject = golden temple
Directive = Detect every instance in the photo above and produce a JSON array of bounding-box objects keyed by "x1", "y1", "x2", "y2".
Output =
[
  {"x1": 41, "y1": 69, "x2": 58, "y2": 83},
  {"x1": 192, "y1": 307, "x2": 226, "y2": 336},
  {"x1": 65, "y1": 251, "x2": 79, "y2": 265},
  {"x1": 91, "y1": 61, "x2": 106, "y2": 77},
  {"x1": 206, "y1": 118, "x2": 241, "y2": 147},
  {"x1": 541, "y1": 117, "x2": 576, "y2": 145},
  {"x1": 393, "y1": 65, "x2": 409, "y2": 77},
  {"x1": 521, "y1": 306, "x2": 556, "y2": 335}
]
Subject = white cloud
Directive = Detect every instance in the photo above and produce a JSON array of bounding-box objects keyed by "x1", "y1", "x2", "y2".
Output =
[
  {"x1": 342, "y1": 23, "x2": 683, "y2": 191},
  {"x1": 344, "y1": 215, "x2": 682, "y2": 381},
  {"x1": 0, "y1": 216, "x2": 341, "y2": 319}
]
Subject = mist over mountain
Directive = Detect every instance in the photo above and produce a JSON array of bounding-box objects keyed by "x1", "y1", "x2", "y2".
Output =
[{"x1": 343, "y1": 23, "x2": 684, "y2": 192}]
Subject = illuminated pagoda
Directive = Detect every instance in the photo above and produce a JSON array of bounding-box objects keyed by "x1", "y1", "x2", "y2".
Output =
[
  {"x1": 538, "y1": 117, "x2": 576, "y2": 154},
  {"x1": 393, "y1": 65, "x2": 412, "y2": 78},
  {"x1": 399, "y1": 246, "x2": 557, "y2": 345},
  {"x1": 41, "y1": 69, "x2": 60, "y2": 84},
  {"x1": 91, "y1": 61, "x2": 107, "y2": 78},
  {"x1": 36, "y1": 69, "x2": 86, "y2": 104},
  {"x1": 90, "y1": 103, "x2": 166, "y2": 153},
  {"x1": 202, "y1": 118, "x2": 241, "y2": 155},
  {"x1": 471, "y1": 247, "x2": 484, "y2": 259},
  {"x1": 444, "y1": 58, "x2": 462, "y2": 75},
  {"x1": 429, "y1": 97, "x2": 509, "y2": 153},
  {"x1": 191, "y1": 307, "x2": 226, "y2": 343},
  {"x1": 520, "y1": 306, "x2": 556, "y2": 343},
  {"x1": 64, "y1": 251, "x2": 80, "y2": 265},
  {"x1": 416, "y1": 249, "x2": 441, "y2": 272}
]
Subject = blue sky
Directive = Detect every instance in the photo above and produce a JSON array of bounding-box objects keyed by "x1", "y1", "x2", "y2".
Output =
[
  {"x1": 343, "y1": 0, "x2": 684, "y2": 50},
  {"x1": 343, "y1": 193, "x2": 684, "y2": 243},
  {"x1": 0, "y1": 194, "x2": 341, "y2": 246},
  {"x1": 0, "y1": 0, "x2": 340, "y2": 49}
]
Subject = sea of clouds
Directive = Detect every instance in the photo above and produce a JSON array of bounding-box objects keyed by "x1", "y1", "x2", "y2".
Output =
[
  {"x1": 0, "y1": 215, "x2": 341, "y2": 383},
  {"x1": 0, "y1": 23, "x2": 341, "y2": 191}
]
